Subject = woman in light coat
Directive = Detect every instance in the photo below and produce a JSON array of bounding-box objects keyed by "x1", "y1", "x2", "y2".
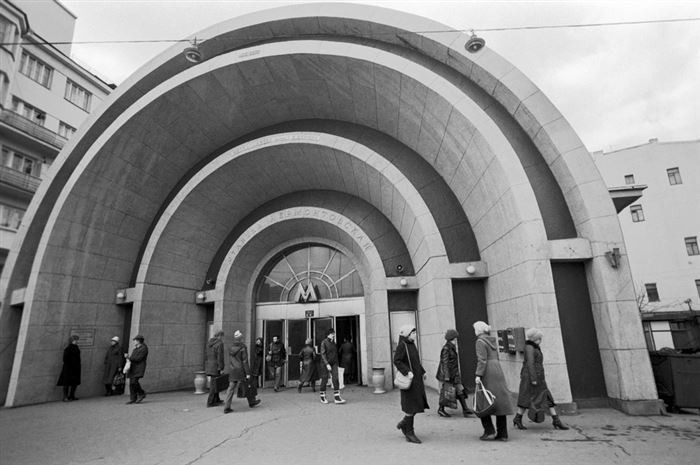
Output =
[
  {"x1": 474, "y1": 321, "x2": 514, "y2": 441},
  {"x1": 513, "y1": 328, "x2": 569, "y2": 430},
  {"x1": 394, "y1": 325, "x2": 428, "y2": 444}
]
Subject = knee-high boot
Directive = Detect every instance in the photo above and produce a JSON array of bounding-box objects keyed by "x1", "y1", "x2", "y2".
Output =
[
  {"x1": 405, "y1": 415, "x2": 422, "y2": 444},
  {"x1": 457, "y1": 393, "x2": 471, "y2": 417}
]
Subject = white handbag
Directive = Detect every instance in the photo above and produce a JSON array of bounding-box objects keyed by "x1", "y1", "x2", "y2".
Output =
[{"x1": 394, "y1": 342, "x2": 413, "y2": 390}]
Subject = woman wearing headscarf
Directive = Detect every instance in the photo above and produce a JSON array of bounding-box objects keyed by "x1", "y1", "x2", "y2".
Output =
[
  {"x1": 298, "y1": 338, "x2": 317, "y2": 392},
  {"x1": 436, "y1": 329, "x2": 471, "y2": 417},
  {"x1": 102, "y1": 336, "x2": 124, "y2": 396},
  {"x1": 57, "y1": 335, "x2": 81, "y2": 402},
  {"x1": 474, "y1": 321, "x2": 514, "y2": 441},
  {"x1": 394, "y1": 325, "x2": 428, "y2": 444},
  {"x1": 251, "y1": 337, "x2": 264, "y2": 388},
  {"x1": 513, "y1": 328, "x2": 569, "y2": 430}
]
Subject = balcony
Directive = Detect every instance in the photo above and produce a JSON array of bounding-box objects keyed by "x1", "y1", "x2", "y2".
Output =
[
  {"x1": 0, "y1": 109, "x2": 66, "y2": 150},
  {"x1": 0, "y1": 165, "x2": 41, "y2": 193}
]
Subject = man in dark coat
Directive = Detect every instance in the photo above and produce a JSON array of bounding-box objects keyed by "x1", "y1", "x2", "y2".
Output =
[
  {"x1": 268, "y1": 335, "x2": 286, "y2": 391},
  {"x1": 319, "y1": 328, "x2": 346, "y2": 404},
  {"x1": 223, "y1": 330, "x2": 260, "y2": 413},
  {"x1": 102, "y1": 336, "x2": 124, "y2": 396},
  {"x1": 205, "y1": 329, "x2": 225, "y2": 407},
  {"x1": 57, "y1": 335, "x2": 81, "y2": 401},
  {"x1": 125, "y1": 335, "x2": 148, "y2": 405}
]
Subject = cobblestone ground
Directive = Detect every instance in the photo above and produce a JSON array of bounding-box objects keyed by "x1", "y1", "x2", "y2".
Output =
[{"x1": 1, "y1": 386, "x2": 698, "y2": 465}]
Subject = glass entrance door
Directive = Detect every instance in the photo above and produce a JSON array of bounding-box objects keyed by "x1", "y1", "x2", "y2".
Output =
[
  {"x1": 286, "y1": 319, "x2": 306, "y2": 383},
  {"x1": 312, "y1": 317, "x2": 333, "y2": 350}
]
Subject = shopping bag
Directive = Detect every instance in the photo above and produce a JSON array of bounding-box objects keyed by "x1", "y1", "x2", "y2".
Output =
[
  {"x1": 472, "y1": 379, "x2": 497, "y2": 418},
  {"x1": 528, "y1": 389, "x2": 548, "y2": 423},
  {"x1": 122, "y1": 359, "x2": 131, "y2": 374},
  {"x1": 439, "y1": 382, "x2": 458, "y2": 409}
]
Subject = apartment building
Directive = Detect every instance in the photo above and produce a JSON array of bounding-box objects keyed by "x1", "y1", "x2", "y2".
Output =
[
  {"x1": 0, "y1": 0, "x2": 112, "y2": 273},
  {"x1": 593, "y1": 139, "x2": 700, "y2": 351}
]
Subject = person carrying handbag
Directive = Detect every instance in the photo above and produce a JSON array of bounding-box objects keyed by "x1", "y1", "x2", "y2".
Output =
[
  {"x1": 435, "y1": 329, "x2": 472, "y2": 418},
  {"x1": 513, "y1": 328, "x2": 569, "y2": 430},
  {"x1": 473, "y1": 321, "x2": 514, "y2": 441},
  {"x1": 394, "y1": 325, "x2": 428, "y2": 444}
]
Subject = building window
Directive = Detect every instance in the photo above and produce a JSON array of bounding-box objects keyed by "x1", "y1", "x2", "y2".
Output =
[
  {"x1": 11, "y1": 97, "x2": 46, "y2": 126},
  {"x1": 630, "y1": 204, "x2": 644, "y2": 222},
  {"x1": 667, "y1": 167, "x2": 682, "y2": 185},
  {"x1": 1, "y1": 146, "x2": 41, "y2": 177},
  {"x1": 643, "y1": 321, "x2": 675, "y2": 351},
  {"x1": 58, "y1": 121, "x2": 76, "y2": 139},
  {"x1": 645, "y1": 283, "x2": 660, "y2": 302},
  {"x1": 0, "y1": 203, "x2": 24, "y2": 230},
  {"x1": 0, "y1": 15, "x2": 15, "y2": 47},
  {"x1": 19, "y1": 51, "x2": 53, "y2": 88},
  {"x1": 624, "y1": 174, "x2": 635, "y2": 185},
  {"x1": 685, "y1": 237, "x2": 700, "y2": 256},
  {"x1": 696, "y1": 279, "x2": 700, "y2": 299},
  {"x1": 64, "y1": 79, "x2": 92, "y2": 111}
]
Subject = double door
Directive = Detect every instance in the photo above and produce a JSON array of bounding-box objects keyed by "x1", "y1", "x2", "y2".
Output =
[{"x1": 262, "y1": 315, "x2": 360, "y2": 386}]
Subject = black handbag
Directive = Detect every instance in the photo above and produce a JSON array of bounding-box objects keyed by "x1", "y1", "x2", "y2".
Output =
[
  {"x1": 213, "y1": 373, "x2": 229, "y2": 392},
  {"x1": 528, "y1": 389, "x2": 548, "y2": 423}
]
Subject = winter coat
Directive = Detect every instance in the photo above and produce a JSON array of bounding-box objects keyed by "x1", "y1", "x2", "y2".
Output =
[
  {"x1": 57, "y1": 343, "x2": 81, "y2": 386},
  {"x1": 204, "y1": 337, "x2": 225, "y2": 376},
  {"x1": 475, "y1": 334, "x2": 514, "y2": 416},
  {"x1": 127, "y1": 344, "x2": 148, "y2": 378},
  {"x1": 394, "y1": 336, "x2": 429, "y2": 414},
  {"x1": 320, "y1": 338, "x2": 338, "y2": 367},
  {"x1": 228, "y1": 342, "x2": 251, "y2": 381},
  {"x1": 435, "y1": 341, "x2": 461, "y2": 385},
  {"x1": 298, "y1": 345, "x2": 317, "y2": 383},
  {"x1": 339, "y1": 341, "x2": 355, "y2": 373},
  {"x1": 251, "y1": 343, "x2": 264, "y2": 376},
  {"x1": 268, "y1": 341, "x2": 286, "y2": 368},
  {"x1": 517, "y1": 341, "x2": 555, "y2": 409},
  {"x1": 102, "y1": 343, "x2": 123, "y2": 384}
]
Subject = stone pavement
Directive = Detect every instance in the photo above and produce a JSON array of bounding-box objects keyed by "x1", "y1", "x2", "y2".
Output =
[{"x1": 1, "y1": 386, "x2": 698, "y2": 465}]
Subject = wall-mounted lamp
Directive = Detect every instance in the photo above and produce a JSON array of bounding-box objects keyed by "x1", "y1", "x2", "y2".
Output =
[
  {"x1": 605, "y1": 248, "x2": 621, "y2": 268},
  {"x1": 466, "y1": 265, "x2": 476, "y2": 275},
  {"x1": 396, "y1": 264, "x2": 404, "y2": 274},
  {"x1": 183, "y1": 38, "x2": 203, "y2": 63},
  {"x1": 400, "y1": 278, "x2": 408, "y2": 287},
  {"x1": 115, "y1": 290, "x2": 126, "y2": 300},
  {"x1": 465, "y1": 30, "x2": 485, "y2": 53},
  {"x1": 195, "y1": 292, "x2": 206, "y2": 303}
]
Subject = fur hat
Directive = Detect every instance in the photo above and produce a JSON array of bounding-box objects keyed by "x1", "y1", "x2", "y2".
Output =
[
  {"x1": 233, "y1": 330, "x2": 243, "y2": 341},
  {"x1": 111, "y1": 336, "x2": 120, "y2": 342},
  {"x1": 444, "y1": 329, "x2": 459, "y2": 341},
  {"x1": 133, "y1": 335, "x2": 144, "y2": 343}
]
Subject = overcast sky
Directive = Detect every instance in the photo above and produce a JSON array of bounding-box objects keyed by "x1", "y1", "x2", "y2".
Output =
[{"x1": 55, "y1": 0, "x2": 700, "y2": 153}]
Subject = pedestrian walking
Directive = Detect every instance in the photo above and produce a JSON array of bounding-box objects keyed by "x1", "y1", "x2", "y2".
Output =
[
  {"x1": 57, "y1": 335, "x2": 81, "y2": 402},
  {"x1": 513, "y1": 328, "x2": 569, "y2": 430},
  {"x1": 436, "y1": 329, "x2": 472, "y2": 417},
  {"x1": 473, "y1": 321, "x2": 514, "y2": 441},
  {"x1": 268, "y1": 335, "x2": 286, "y2": 391},
  {"x1": 102, "y1": 336, "x2": 123, "y2": 396},
  {"x1": 298, "y1": 338, "x2": 317, "y2": 392},
  {"x1": 319, "y1": 328, "x2": 346, "y2": 404},
  {"x1": 339, "y1": 337, "x2": 356, "y2": 384},
  {"x1": 251, "y1": 337, "x2": 264, "y2": 388},
  {"x1": 125, "y1": 335, "x2": 148, "y2": 405},
  {"x1": 223, "y1": 330, "x2": 261, "y2": 413},
  {"x1": 205, "y1": 329, "x2": 225, "y2": 407},
  {"x1": 394, "y1": 325, "x2": 428, "y2": 444}
]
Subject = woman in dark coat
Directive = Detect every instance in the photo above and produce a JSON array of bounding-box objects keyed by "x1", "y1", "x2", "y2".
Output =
[
  {"x1": 474, "y1": 321, "x2": 514, "y2": 441},
  {"x1": 251, "y1": 337, "x2": 264, "y2": 388},
  {"x1": 102, "y1": 336, "x2": 124, "y2": 396},
  {"x1": 436, "y1": 329, "x2": 471, "y2": 417},
  {"x1": 57, "y1": 335, "x2": 81, "y2": 401},
  {"x1": 394, "y1": 325, "x2": 428, "y2": 444},
  {"x1": 513, "y1": 328, "x2": 569, "y2": 430},
  {"x1": 298, "y1": 338, "x2": 317, "y2": 392}
]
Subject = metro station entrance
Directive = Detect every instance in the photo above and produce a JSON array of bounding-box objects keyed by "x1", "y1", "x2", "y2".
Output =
[{"x1": 254, "y1": 244, "x2": 365, "y2": 388}]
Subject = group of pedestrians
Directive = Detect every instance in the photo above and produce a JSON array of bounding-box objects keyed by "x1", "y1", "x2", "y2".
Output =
[
  {"x1": 393, "y1": 321, "x2": 569, "y2": 444},
  {"x1": 57, "y1": 333, "x2": 149, "y2": 404}
]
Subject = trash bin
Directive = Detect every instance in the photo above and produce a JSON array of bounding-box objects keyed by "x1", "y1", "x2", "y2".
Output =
[{"x1": 649, "y1": 351, "x2": 700, "y2": 410}]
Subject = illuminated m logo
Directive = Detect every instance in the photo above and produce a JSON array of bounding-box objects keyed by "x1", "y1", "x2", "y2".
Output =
[{"x1": 294, "y1": 283, "x2": 318, "y2": 303}]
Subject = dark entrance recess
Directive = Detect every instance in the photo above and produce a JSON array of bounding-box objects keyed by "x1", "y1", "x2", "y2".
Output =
[
  {"x1": 335, "y1": 315, "x2": 360, "y2": 385},
  {"x1": 551, "y1": 262, "x2": 607, "y2": 400},
  {"x1": 451, "y1": 280, "x2": 488, "y2": 393}
]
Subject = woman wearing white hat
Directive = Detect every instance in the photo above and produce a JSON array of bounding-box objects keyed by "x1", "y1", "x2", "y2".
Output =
[{"x1": 102, "y1": 336, "x2": 123, "y2": 396}]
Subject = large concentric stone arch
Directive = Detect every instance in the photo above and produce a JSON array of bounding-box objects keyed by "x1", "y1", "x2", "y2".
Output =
[{"x1": 0, "y1": 3, "x2": 658, "y2": 413}]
